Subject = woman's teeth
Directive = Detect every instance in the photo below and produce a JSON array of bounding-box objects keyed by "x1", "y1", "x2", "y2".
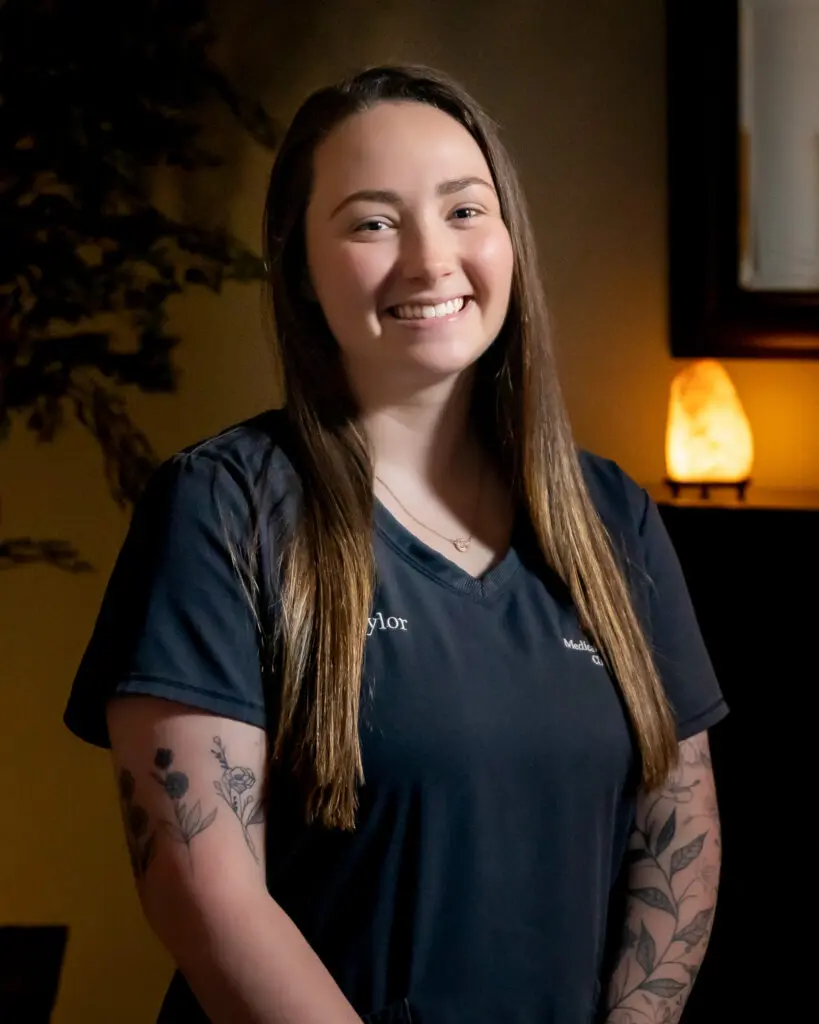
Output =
[{"x1": 391, "y1": 297, "x2": 467, "y2": 320}]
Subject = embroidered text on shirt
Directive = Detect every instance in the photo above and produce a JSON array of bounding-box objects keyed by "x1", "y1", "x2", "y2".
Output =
[
  {"x1": 563, "y1": 637, "x2": 604, "y2": 667},
  {"x1": 367, "y1": 612, "x2": 409, "y2": 637}
]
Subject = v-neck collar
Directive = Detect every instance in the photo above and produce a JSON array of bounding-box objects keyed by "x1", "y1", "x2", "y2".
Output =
[{"x1": 373, "y1": 498, "x2": 522, "y2": 602}]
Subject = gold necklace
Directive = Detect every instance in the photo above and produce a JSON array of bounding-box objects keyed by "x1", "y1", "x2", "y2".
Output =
[{"x1": 375, "y1": 469, "x2": 483, "y2": 553}]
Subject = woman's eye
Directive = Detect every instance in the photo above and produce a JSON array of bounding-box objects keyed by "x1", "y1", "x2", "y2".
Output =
[
  {"x1": 452, "y1": 206, "x2": 481, "y2": 221},
  {"x1": 354, "y1": 218, "x2": 391, "y2": 232}
]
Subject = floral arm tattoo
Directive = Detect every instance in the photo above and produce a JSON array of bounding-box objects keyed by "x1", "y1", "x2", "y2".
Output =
[
  {"x1": 117, "y1": 747, "x2": 219, "y2": 879},
  {"x1": 117, "y1": 767, "x2": 157, "y2": 879},
  {"x1": 151, "y1": 747, "x2": 218, "y2": 869},
  {"x1": 604, "y1": 732, "x2": 721, "y2": 1024},
  {"x1": 211, "y1": 735, "x2": 265, "y2": 862},
  {"x1": 116, "y1": 740, "x2": 263, "y2": 880}
]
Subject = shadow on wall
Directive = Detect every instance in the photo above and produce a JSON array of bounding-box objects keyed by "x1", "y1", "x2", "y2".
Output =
[
  {"x1": 0, "y1": 0, "x2": 280, "y2": 575},
  {"x1": 0, "y1": 3, "x2": 288, "y2": 1021}
]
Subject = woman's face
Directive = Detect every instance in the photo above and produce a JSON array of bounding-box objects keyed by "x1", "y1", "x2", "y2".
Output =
[{"x1": 304, "y1": 101, "x2": 514, "y2": 392}]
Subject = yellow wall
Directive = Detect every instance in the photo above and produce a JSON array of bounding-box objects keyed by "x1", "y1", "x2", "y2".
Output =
[{"x1": 2, "y1": 1, "x2": 817, "y2": 1020}]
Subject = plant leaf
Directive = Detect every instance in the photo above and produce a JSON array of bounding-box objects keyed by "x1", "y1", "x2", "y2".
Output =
[
  {"x1": 184, "y1": 800, "x2": 202, "y2": 834},
  {"x1": 628, "y1": 847, "x2": 652, "y2": 864},
  {"x1": 194, "y1": 808, "x2": 217, "y2": 835},
  {"x1": 655, "y1": 809, "x2": 676, "y2": 856},
  {"x1": 623, "y1": 926, "x2": 639, "y2": 951},
  {"x1": 670, "y1": 833, "x2": 708, "y2": 876},
  {"x1": 674, "y1": 907, "x2": 714, "y2": 948},
  {"x1": 0, "y1": 537, "x2": 93, "y2": 573},
  {"x1": 636, "y1": 922, "x2": 656, "y2": 976},
  {"x1": 629, "y1": 887, "x2": 676, "y2": 916},
  {"x1": 247, "y1": 799, "x2": 265, "y2": 826},
  {"x1": 639, "y1": 978, "x2": 686, "y2": 998}
]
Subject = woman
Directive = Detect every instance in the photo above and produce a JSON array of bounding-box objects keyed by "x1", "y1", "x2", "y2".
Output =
[{"x1": 65, "y1": 65, "x2": 726, "y2": 1024}]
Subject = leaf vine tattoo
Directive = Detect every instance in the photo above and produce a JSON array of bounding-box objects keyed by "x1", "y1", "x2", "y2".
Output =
[
  {"x1": 211, "y1": 736, "x2": 264, "y2": 862},
  {"x1": 118, "y1": 768, "x2": 156, "y2": 879},
  {"x1": 151, "y1": 747, "x2": 217, "y2": 867},
  {"x1": 606, "y1": 734, "x2": 720, "y2": 1024}
]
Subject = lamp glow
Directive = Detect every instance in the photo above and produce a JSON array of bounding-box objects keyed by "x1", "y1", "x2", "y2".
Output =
[{"x1": 665, "y1": 359, "x2": 754, "y2": 487}]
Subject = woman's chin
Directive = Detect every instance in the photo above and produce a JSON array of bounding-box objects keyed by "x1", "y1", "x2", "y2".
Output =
[
  {"x1": 341, "y1": 334, "x2": 494, "y2": 396},
  {"x1": 393, "y1": 334, "x2": 492, "y2": 379}
]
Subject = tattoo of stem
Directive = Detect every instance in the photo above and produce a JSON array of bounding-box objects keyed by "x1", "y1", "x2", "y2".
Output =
[
  {"x1": 151, "y1": 748, "x2": 217, "y2": 867},
  {"x1": 211, "y1": 736, "x2": 264, "y2": 862},
  {"x1": 610, "y1": 806, "x2": 715, "y2": 1015},
  {"x1": 118, "y1": 769, "x2": 156, "y2": 879}
]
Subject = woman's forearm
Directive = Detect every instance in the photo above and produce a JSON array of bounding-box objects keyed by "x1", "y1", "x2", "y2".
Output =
[
  {"x1": 153, "y1": 887, "x2": 363, "y2": 1024},
  {"x1": 603, "y1": 733, "x2": 721, "y2": 1024}
]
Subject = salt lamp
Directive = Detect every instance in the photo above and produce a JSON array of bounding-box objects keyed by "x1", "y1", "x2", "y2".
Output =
[{"x1": 665, "y1": 359, "x2": 754, "y2": 490}]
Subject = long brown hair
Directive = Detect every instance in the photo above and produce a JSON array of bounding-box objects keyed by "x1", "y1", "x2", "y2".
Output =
[{"x1": 263, "y1": 65, "x2": 676, "y2": 830}]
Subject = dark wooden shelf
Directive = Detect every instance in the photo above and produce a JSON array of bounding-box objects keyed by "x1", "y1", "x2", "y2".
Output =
[
  {"x1": 646, "y1": 484, "x2": 819, "y2": 512},
  {"x1": 654, "y1": 498, "x2": 817, "y2": 1024}
]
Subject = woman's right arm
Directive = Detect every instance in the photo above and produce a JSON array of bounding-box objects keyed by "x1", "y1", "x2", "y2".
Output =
[{"x1": 107, "y1": 694, "x2": 362, "y2": 1024}]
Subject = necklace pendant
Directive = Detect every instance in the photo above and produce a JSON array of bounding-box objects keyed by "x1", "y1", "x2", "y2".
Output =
[{"x1": 453, "y1": 537, "x2": 471, "y2": 552}]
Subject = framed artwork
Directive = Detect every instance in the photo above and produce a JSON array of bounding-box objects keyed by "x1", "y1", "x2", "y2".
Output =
[{"x1": 666, "y1": 0, "x2": 819, "y2": 358}]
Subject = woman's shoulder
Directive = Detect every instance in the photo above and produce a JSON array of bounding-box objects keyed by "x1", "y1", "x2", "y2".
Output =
[
  {"x1": 577, "y1": 449, "x2": 650, "y2": 536},
  {"x1": 149, "y1": 407, "x2": 301, "y2": 519},
  {"x1": 177, "y1": 407, "x2": 296, "y2": 482}
]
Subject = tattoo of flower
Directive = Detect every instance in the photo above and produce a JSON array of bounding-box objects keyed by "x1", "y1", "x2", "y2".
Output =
[
  {"x1": 211, "y1": 736, "x2": 264, "y2": 862},
  {"x1": 117, "y1": 768, "x2": 156, "y2": 879},
  {"x1": 151, "y1": 747, "x2": 217, "y2": 866}
]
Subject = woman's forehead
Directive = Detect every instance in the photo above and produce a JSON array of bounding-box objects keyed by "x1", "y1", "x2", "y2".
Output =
[{"x1": 310, "y1": 102, "x2": 491, "y2": 206}]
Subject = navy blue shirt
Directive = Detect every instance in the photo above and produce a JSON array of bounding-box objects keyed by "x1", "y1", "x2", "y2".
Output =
[{"x1": 64, "y1": 410, "x2": 727, "y2": 1024}]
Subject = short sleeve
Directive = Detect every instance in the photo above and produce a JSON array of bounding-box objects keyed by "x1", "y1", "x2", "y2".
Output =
[
  {"x1": 632, "y1": 490, "x2": 729, "y2": 741},
  {"x1": 64, "y1": 452, "x2": 269, "y2": 747}
]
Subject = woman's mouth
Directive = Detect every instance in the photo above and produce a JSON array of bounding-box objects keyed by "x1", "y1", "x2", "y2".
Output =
[{"x1": 387, "y1": 296, "x2": 471, "y2": 321}]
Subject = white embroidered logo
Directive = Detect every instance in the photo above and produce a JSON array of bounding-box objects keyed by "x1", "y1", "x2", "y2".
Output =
[
  {"x1": 563, "y1": 637, "x2": 604, "y2": 667},
  {"x1": 367, "y1": 611, "x2": 409, "y2": 637}
]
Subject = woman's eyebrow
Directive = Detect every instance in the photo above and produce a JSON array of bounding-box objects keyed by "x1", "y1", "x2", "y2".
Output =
[
  {"x1": 436, "y1": 175, "x2": 495, "y2": 197},
  {"x1": 329, "y1": 175, "x2": 495, "y2": 219}
]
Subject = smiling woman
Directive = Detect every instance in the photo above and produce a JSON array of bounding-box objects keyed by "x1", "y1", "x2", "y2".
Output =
[
  {"x1": 64, "y1": 65, "x2": 727, "y2": 1024},
  {"x1": 305, "y1": 101, "x2": 513, "y2": 386}
]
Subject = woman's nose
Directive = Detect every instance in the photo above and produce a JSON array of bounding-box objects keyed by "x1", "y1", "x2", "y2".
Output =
[{"x1": 398, "y1": 221, "x2": 455, "y2": 286}]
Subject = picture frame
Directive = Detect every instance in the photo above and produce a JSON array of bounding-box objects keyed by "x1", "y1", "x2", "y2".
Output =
[{"x1": 666, "y1": 0, "x2": 819, "y2": 359}]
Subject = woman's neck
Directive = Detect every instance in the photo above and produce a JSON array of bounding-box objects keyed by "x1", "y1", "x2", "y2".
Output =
[{"x1": 354, "y1": 372, "x2": 478, "y2": 485}]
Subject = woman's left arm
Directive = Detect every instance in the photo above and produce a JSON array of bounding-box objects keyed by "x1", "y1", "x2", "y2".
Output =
[{"x1": 603, "y1": 731, "x2": 721, "y2": 1024}]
